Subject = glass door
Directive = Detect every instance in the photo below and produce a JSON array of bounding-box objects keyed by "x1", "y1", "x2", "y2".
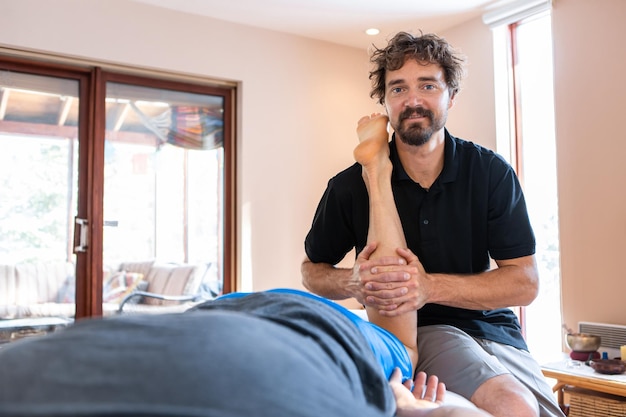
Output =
[
  {"x1": 102, "y1": 80, "x2": 226, "y2": 315},
  {"x1": 0, "y1": 57, "x2": 235, "y2": 334},
  {"x1": 0, "y1": 67, "x2": 80, "y2": 331}
]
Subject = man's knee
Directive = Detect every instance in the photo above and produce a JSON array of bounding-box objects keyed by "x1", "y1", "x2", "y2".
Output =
[{"x1": 471, "y1": 374, "x2": 539, "y2": 417}]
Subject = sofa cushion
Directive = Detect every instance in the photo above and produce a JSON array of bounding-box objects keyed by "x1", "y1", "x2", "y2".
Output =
[
  {"x1": 103, "y1": 271, "x2": 145, "y2": 304},
  {"x1": 143, "y1": 264, "x2": 197, "y2": 306},
  {"x1": 15, "y1": 303, "x2": 77, "y2": 318},
  {"x1": 15, "y1": 262, "x2": 74, "y2": 305},
  {"x1": 0, "y1": 264, "x2": 18, "y2": 306},
  {"x1": 117, "y1": 261, "x2": 154, "y2": 277},
  {"x1": 56, "y1": 275, "x2": 76, "y2": 304}
]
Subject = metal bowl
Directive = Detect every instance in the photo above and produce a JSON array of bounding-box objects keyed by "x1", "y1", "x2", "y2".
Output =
[{"x1": 566, "y1": 333, "x2": 601, "y2": 352}]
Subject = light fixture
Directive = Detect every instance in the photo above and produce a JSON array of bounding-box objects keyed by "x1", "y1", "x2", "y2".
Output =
[{"x1": 365, "y1": 28, "x2": 380, "y2": 36}]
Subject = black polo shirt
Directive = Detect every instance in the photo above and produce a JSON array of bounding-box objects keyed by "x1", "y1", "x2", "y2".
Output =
[{"x1": 304, "y1": 130, "x2": 535, "y2": 350}]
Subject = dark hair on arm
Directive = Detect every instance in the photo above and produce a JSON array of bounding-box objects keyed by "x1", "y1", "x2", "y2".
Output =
[{"x1": 368, "y1": 31, "x2": 467, "y2": 105}]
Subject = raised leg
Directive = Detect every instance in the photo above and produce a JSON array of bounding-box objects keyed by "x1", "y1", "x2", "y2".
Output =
[
  {"x1": 355, "y1": 113, "x2": 405, "y2": 259},
  {"x1": 355, "y1": 113, "x2": 418, "y2": 371}
]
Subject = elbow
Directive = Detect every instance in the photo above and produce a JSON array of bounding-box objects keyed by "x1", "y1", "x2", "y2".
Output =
[
  {"x1": 519, "y1": 286, "x2": 539, "y2": 307},
  {"x1": 300, "y1": 257, "x2": 314, "y2": 291},
  {"x1": 519, "y1": 269, "x2": 540, "y2": 307},
  {"x1": 497, "y1": 255, "x2": 540, "y2": 307}
]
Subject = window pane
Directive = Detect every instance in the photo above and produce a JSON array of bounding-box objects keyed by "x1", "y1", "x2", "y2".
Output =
[
  {"x1": 0, "y1": 70, "x2": 78, "y2": 331},
  {"x1": 103, "y1": 82, "x2": 224, "y2": 315},
  {"x1": 516, "y1": 15, "x2": 562, "y2": 363}
]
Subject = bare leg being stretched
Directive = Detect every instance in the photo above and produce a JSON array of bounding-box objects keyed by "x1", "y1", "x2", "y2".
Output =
[{"x1": 354, "y1": 112, "x2": 418, "y2": 371}]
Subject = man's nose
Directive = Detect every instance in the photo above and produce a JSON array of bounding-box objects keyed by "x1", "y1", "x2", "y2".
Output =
[{"x1": 404, "y1": 89, "x2": 424, "y2": 107}]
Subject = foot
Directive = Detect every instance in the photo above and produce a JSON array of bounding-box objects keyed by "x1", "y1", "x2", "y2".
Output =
[{"x1": 354, "y1": 113, "x2": 390, "y2": 166}]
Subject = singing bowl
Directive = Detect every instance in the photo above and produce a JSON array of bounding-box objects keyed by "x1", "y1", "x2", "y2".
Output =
[{"x1": 566, "y1": 333, "x2": 601, "y2": 352}]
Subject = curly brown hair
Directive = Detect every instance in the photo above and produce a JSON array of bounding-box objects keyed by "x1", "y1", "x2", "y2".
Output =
[{"x1": 369, "y1": 31, "x2": 466, "y2": 105}]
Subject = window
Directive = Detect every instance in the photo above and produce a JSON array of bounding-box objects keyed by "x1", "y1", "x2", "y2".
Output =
[
  {"x1": 0, "y1": 56, "x2": 236, "y2": 325},
  {"x1": 0, "y1": 71, "x2": 79, "y2": 265},
  {"x1": 102, "y1": 81, "x2": 229, "y2": 299},
  {"x1": 487, "y1": 4, "x2": 562, "y2": 362}
]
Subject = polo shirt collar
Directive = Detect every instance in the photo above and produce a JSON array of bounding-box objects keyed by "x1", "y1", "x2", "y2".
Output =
[{"x1": 389, "y1": 129, "x2": 459, "y2": 185}]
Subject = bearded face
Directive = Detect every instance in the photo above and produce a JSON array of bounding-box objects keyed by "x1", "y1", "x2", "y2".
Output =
[
  {"x1": 382, "y1": 60, "x2": 454, "y2": 147},
  {"x1": 393, "y1": 105, "x2": 448, "y2": 146}
]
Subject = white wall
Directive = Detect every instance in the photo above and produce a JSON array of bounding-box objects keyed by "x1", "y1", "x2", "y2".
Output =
[
  {"x1": 443, "y1": 17, "x2": 497, "y2": 151},
  {"x1": 551, "y1": 0, "x2": 626, "y2": 329}
]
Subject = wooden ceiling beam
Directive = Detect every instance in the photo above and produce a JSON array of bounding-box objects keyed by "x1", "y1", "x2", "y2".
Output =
[{"x1": 0, "y1": 119, "x2": 156, "y2": 145}]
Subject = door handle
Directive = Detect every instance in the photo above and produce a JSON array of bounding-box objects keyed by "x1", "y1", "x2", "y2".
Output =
[{"x1": 74, "y1": 217, "x2": 89, "y2": 253}]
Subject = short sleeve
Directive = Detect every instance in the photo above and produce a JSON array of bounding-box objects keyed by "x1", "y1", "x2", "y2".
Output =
[
  {"x1": 487, "y1": 160, "x2": 535, "y2": 260},
  {"x1": 305, "y1": 170, "x2": 369, "y2": 264}
]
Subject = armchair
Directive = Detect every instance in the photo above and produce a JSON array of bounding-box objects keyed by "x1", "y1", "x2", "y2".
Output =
[{"x1": 111, "y1": 261, "x2": 215, "y2": 314}]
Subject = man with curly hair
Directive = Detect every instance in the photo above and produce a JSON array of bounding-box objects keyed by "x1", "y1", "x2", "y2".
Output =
[{"x1": 302, "y1": 31, "x2": 564, "y2": 417}]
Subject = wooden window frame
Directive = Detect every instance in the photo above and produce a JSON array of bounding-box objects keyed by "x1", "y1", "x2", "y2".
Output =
[{"x1": 0, "y1": 54, "x2": 237, "y2": 318}]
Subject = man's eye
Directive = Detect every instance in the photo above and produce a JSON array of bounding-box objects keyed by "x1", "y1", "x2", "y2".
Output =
[
  {"x1": 391, "y1": 87, "x2": 403, "y2": 94},
  {"x1": 423, "y1": 84, "x2": 436, "y2": 90}
]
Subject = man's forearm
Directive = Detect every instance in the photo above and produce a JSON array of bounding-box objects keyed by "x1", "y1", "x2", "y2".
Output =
[
  {"x1": 301, "y1": 257, "x2": 357, "y2": 301},
  {"x1": 425, "y1": 257, "x2": 539, "y2": 311},
  {"x1": 364, "y1": 250, "x2": 539, "y2": 315}
]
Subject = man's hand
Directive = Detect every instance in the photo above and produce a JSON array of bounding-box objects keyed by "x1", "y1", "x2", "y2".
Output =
[
  {"x1": 350, "y1": 242, "x2": 408, "y2": 307},
  {"x1": 356, "y1": 245, "x2": 431, "y2": 315}
]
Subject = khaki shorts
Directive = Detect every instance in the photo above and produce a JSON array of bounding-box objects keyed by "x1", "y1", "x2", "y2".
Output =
[{"x1": 417, "y1": 324, "x2": 564, "y2": 417}]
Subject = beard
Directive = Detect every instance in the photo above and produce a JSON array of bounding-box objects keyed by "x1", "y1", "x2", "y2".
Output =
[{"x1": 394, "y1": 106, "x2": 446, "y2": 146}]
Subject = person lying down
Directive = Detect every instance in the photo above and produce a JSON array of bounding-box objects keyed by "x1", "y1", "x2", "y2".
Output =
[{"x1": 0, "y1": 289, "x2": 491, "y2": 417}]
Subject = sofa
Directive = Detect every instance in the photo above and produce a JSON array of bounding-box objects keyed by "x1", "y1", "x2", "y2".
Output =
[
  {"x1": 111, "y1": 260, "x2": 211, "y2": 314},
  {"x1": 0, "y1": 260, "x2": 210, "y2": 319},
  {"x1": 0, "y1": 261, "x2": 75, "y2": 319}
]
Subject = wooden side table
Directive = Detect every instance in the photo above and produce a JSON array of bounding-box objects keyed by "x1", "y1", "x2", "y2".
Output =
[{"x1": 541, "y1": 359, "x2": 626, "y2": 409}]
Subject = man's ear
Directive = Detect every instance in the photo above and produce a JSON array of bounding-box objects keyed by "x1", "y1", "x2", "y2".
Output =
[
  {"x1": 383, "y1": 100, "x2": 390, "y2": 116},
  {"x1": 448, "y1": 91, "x2": 457, "y2": 109}
]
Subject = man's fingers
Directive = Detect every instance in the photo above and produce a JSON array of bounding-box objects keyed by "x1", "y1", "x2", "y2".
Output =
[
  {"x1": 396, "y1": 247, "x2": 419, "y2": 264},
  {"x1": 373, "y1": 255, "x2": 407, "y2": 267},
  {"x1": 357, "y1": 242, "x2": 377, "y2": 261},
  {"x1": 360, "y1": 257, "x2": 407, "y2": 274},
  {"x1": 365, "y1": 272, "x2": 411, "y2": 290},
  {"x1": 364, "y1": 285, "x2": 407, "y2": 302},
  {"x1": 376, "y1": 301, "x2": 416, "y2": 316}
]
